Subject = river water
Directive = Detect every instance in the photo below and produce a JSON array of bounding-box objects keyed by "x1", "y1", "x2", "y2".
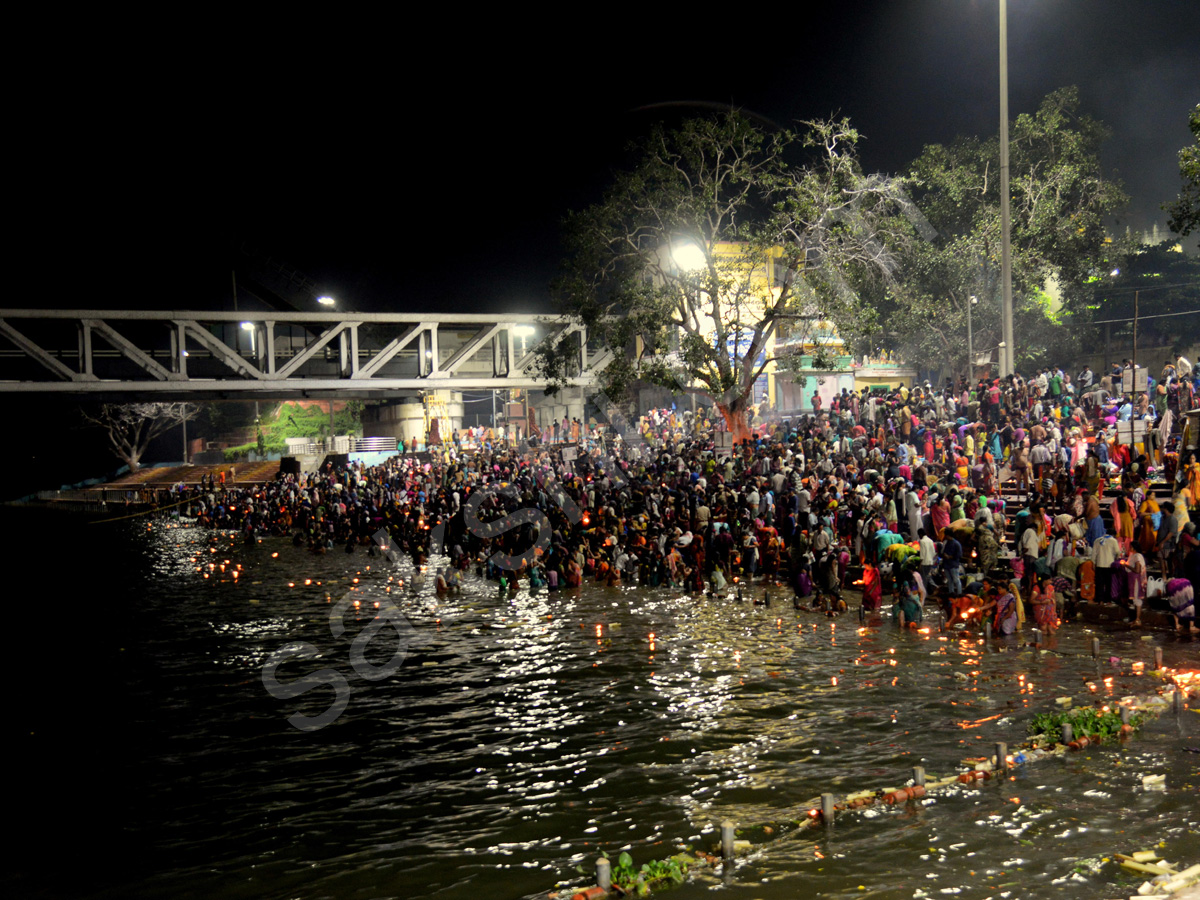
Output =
[{"x1": 8, "y1": 508, "x2": 1197, "y2": 900}]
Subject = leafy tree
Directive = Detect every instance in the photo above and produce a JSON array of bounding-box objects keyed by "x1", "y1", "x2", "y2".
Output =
[
  {"x1": 875, "y1": 87, "x2": 1127, "y2": 379},
  {"x1": 1164, "y1": 103, "x2": 1200, "y2": 249},
  {"x1": 1083, "y1": 240, "x2": 1200, "y2": 360},
  {"x1": 81, "y1": 402, "x2": 200, "y2": 471},
  {"x1": 541, "y1": 111, "x2": 910, "y2": 440}
]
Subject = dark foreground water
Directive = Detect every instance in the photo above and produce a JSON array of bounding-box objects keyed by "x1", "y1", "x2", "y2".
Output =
[{"x1": 6, "y1": 507, "x2": 1197, "y2": 900}]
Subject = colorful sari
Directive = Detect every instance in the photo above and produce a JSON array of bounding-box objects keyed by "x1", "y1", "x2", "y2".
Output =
[
  {"x1": 1137, "y1": 496, "x2": 1161, "y2": 554},
  {"x1": 993, "y1": 591, "x2": 1018, "y2": 634}
]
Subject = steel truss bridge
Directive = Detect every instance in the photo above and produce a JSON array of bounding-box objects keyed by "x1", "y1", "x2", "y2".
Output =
[{"x1": 0, "y1": 310, "x2": 609, "y2": 398}]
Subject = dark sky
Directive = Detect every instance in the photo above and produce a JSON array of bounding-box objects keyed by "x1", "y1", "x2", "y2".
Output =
[{"x1": 27, "y1": 1, "x2": 1199, "y2": 316}]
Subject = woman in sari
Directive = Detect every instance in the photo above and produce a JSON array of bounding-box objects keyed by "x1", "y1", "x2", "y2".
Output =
[
  {"x1": 1030, "y1": 578, "x2": 1058, "y2": 632},
  {"x1": 949, "y1": 494, "x2": 966, "y2": 523},
  {"x1": 976, "y1": 522, "x2": 999, "y2": 573},
  {"x1": 1009, "y1": 580, "x2": 1027, "y2": 630},
  {"x1": 979, "y1": 584, "x2": 1018, "y2": 635},
  {"x1": 1126, "y1": 545, "x2": 1147, "y2": 627},
  {"x1": 1137, "y1": 493, "x2": 1161, "y2": 554},
  {"x1": 1185, "y1": 453, "x2": 1200, "y2": 511},
  {"x1": 897, "y1": 578, "x2": 923, "y2": 627},
  {"x1": 931, "y1": 494, "x2": 951, "y2": 541},
  {"x1": 1111, "y1": 491, "x2": 1136, "y2": 554},
  {"x1": 1166, "y1": 577, "x2": 1197, "y2": 634}
]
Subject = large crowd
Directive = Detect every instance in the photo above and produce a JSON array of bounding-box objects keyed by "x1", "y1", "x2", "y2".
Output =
[{"x1": 171, "y1": 357, "x2": 1200, "y2": 635}]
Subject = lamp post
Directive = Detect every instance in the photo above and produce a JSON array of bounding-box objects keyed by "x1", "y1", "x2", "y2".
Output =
[
  {"x1": 999, "y1": 0, "x2": 1015, "y2": 376},
  {"x1": 514, "y1": 325, "x2": 535, "y2": 441},
  {"x1": 967, "y1": 294, "x2": 979, "y2": 380},
  {"x1": 242, "y1": 322, "x2": 260, "y2": 426}
]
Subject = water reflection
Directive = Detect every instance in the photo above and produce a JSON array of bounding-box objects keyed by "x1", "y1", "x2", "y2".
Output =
[{"x1": 18, "y1": 515, "x2": 1195, "y2": 900}]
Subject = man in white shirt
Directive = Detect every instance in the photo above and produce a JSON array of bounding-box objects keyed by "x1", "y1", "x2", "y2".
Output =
[
  {"x1": 1091, "y1": 531, "x2": 1122, "y2": 606},
  {"x1": 918, "y1": 528, "x2": 937, "y2": 586}
]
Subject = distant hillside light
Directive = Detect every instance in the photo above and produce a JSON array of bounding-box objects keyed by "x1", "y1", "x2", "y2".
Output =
[{"x1": 671, "y1": 241, "x2": 706, "y2": 273}]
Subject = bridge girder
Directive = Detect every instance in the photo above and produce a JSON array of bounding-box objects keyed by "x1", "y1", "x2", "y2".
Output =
[{"x1": 0, "y1": 310, "x2": 606, "y2": 398}]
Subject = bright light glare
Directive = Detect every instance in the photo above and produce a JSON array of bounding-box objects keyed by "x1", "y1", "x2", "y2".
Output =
[
  {"x1": 671, "y1": 241, "x2": 706, "y2": 272},
  {"x1": 317, "y1": 296, "x2": 336, "y2": 306},
  {"x1": 241, "y1": 322, "x2": 254, "y2": 331},
  {"x1": 514, "y1": 325, "x2": 535, "y2": 337}
]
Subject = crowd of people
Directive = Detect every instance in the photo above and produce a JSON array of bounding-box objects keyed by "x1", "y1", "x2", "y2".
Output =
[{"x1": 169, "y1": 359, "x2": 1200, "y2": 635}]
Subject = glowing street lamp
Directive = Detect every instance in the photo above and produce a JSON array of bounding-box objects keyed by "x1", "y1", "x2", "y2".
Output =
[
  {"x1": 317, "y1": 296, "x2": 336, "y2": 307},
  {"x1": 513, "y1": 324, "x2": 535, "y2": 356},
  {"x1": 512, "y1": 325, "x2": 536, "y2": 442},
  {"x1": 671, "y1": 241, "x2": 706, "y2": 273}
]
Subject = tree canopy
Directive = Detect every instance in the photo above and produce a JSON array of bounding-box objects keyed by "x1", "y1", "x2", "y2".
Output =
[
  {"x1": 872, "y1": 87, "x2": 1127, "y2": 378},
  {"x1": 1082, "y1": 240, "x2": 1200, "y2": 359},
  {"x1": 541, "y1": 111, "x2": 911, "y2": 437},
  {"x1": 1164, "y1": 103, "x2": 1200, "y2": 249}
]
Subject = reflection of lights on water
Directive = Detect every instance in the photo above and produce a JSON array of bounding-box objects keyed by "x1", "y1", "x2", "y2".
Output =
[
  {"x1": 831, "y1": 677, "x2": 838, "y2": 686},
  {"x1": 1170, "y1": 670, "x2": 1198, "y2": 697}
]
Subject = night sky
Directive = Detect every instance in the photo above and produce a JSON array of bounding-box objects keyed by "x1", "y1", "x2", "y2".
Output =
[{"x1": 19, "y1": 2, "x2": 1200, "y2": 315}]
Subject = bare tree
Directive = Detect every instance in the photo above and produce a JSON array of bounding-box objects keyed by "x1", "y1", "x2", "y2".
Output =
[{"x1": 81, "y1": 402, "x2": 200, "y2": 471}]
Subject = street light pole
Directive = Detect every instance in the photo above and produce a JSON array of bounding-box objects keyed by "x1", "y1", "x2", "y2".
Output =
[
  {"x1": 999, "y1": 0, "x2": 1015, "y2": 376},
  {"x1": 967, "y1": 295, "x2": 975, "y2": 380}
]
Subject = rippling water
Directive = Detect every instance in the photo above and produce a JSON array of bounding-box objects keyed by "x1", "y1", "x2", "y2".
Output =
[{"x1": 7, "y1": 508, "x2": 1198, "y2": 900}]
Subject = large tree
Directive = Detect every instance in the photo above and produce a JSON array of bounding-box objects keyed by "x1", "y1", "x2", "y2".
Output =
[
  {"x1": 1083, "y1": 239, "x2": 1200, "y2": 361},
  {"x1": 873, "y1": 87, "x2": 1127, "y2": 379},
  {"x1": 1164, "y1": 103, "x2": 1200, "y2": 250},
  {"x1": 81, "y1": 402, "x2": 199, "y2": 471},
  {"x1": 541, "y1": 111, "x2": 910, "y2": 440}
]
